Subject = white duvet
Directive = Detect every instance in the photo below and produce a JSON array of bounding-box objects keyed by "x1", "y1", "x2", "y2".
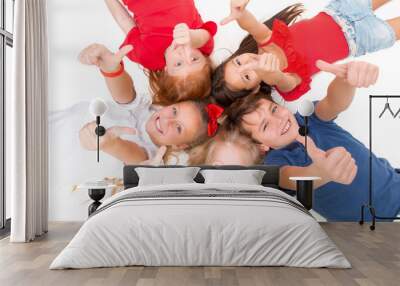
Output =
[{"x1": 50, "y1": 183, "x2": 350, "y2": 269}]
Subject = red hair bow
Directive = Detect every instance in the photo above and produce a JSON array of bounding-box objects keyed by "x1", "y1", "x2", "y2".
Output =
[{"x1": 206, "y1": 104, "x2": 224, "y2": 137}]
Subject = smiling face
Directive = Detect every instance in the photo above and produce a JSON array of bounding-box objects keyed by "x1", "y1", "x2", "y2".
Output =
[
  {"x1": 146, "y1": 101, "x2": 205, "y2": 149},
  {"x1": 224, "y1": 53, "x2": 262, "y2": 92},
  {"x1": 164, "y1": 45, "x2": 207, "y2": 77},
  {"x1": 241, "y1": 99, "x2": 299, "y2": 150}
]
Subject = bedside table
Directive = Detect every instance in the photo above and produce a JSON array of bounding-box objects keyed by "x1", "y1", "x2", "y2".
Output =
[
  {"x1": 78, "y1": 181, "x2": 115, "y2": 216},
  {"x1": 289, "y1": 177, "x2": 321, "y2": 210}
]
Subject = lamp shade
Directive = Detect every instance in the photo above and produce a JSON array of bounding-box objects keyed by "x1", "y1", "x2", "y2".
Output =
[
  {"x1": 89, "y1": 98, "x2": 108, "y2": 117},
  {"x1": 298, "y1": 100, "x2": 314, "y2": 117}
]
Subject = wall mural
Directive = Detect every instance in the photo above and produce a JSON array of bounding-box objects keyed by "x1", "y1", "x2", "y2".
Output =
[{"x1": 48, "y1": 0, "x2": 400, "y2": 222}]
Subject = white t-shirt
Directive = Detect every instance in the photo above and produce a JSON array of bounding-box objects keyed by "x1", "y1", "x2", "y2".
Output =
[{"x1": 112, "y1": 92, "x2": 159, "y2": 160}]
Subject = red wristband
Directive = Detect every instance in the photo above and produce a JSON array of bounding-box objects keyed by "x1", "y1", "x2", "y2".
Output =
[{"x1": 100, "y1": 61, "x2": 124, "y2": 78}]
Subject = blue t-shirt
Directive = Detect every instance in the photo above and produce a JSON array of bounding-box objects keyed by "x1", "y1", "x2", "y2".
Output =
[{"x1": 264, "y1": 107, "x2": 400, "y2": 221}]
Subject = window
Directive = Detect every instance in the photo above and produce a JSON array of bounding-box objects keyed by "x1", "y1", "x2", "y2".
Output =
[{"x1": 0, "y1": 0, "x2": 14, "y2": 236}]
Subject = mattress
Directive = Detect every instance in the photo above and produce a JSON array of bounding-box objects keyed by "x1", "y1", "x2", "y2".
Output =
[{"x1": 50, "y1": 183, "x2": 350, "y2": 269}]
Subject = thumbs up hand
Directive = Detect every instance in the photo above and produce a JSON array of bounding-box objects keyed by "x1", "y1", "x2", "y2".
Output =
[
  {"x1": 78, "y1": 43, "x2": 133, "y2": 73},
  {"x1": 220, "y1": 0, "x2": 250, "y2": 25},
  {"x1": 238, "y1": 53, "x2": 284, "y2": 85},
  {"x1": 140, "y1": 146, "x2": 167, "y2": 166},
  {"x1": 296, "y1": 136, "x2": 358, "y2": 185},
  {"x1": 316, "y1": 60, "x2": 379, "y2": 88},
  {"x1": 171, "y1": 23, "x2": 193, "y2": 64}
]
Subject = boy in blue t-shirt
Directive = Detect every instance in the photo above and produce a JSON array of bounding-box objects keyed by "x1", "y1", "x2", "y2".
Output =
[{"x1": 225, "y1": 60, "x2": 400, "y2": 221}]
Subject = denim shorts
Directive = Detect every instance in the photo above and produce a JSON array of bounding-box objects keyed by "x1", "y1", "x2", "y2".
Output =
[{"x1": 324, "y1": 0, "x2": 396, "y2": 57}]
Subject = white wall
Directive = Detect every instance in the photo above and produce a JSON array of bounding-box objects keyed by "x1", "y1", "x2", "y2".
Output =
[{"x1": 48, "y1": 0, "x2": 400, "y2": 221}]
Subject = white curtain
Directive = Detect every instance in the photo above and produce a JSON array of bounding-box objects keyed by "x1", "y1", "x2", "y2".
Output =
[{"x1": 9, "y1": 0, "x2": 48, "y2": 242}]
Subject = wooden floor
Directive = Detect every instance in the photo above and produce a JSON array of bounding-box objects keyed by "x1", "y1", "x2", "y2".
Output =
[{"x1": 1, "y1": 222, "x2": 400, "y2": 286}]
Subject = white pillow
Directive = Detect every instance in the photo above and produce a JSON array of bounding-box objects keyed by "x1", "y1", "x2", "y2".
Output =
[
  {"x1": 200, "y1": 169, "x2": 266, "y2": 185},
  {"x1": 135, "y1": 167, "x2": 200, "y2": 186}
]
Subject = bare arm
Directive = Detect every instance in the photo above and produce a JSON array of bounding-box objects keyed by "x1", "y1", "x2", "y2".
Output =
[
  {"x1": 315, "y1": 77, "x2": 355, "y2": 121},
  {"x1": 189, "y1": 29, "x2": 211, "y2": 49},
  {"x1": 103, "y1": 138, "x2": 148, "y2": 164},
  {"x1": 104, "y1": 0, "x2": 135, "y2": 34},
  {"x1": 279, "y1": 165, "x2": 329, "y2": 190},
  {"x1": 315, "y1": 60, "x2": 379, "y2": 121},
  {"x1": 79, "y1": 44, "x2": 136, "y2": 104},
  {"x1": 274, "y1": 73, "x2": 301, "y2": 93},
  {"x1": 234, "y1": 10, "x2": 272, "y2": 44},
  {"x1": 104, "y1": 70, "x2": 136, "y2": 104},
  {"x1": 79, "y1": 122, "x2": 149, "y2": 164},
  {"x1": 220, "y1": 0, "x2": 271, "y2": 44}
]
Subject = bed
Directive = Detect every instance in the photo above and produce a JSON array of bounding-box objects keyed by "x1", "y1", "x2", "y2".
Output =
[{"x1": 50, "y1": 165, "x2": 350, "y2": 269}]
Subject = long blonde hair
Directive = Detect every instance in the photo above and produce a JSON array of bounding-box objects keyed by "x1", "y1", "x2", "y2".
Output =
[
  {"x1": 147, "y1": 58, "x2": 213, "y2": 106},
  {"x1": 188, "y1": 127, "x2": 262, "y2": 166}
]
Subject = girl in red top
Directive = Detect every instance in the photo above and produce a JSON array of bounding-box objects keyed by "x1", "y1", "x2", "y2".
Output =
[
  {"x1": 103, "y1": 0, "x2": 217, "y2": 105},
  {"x1": 212, "y1": 0, "x2": 400, "y2": 106}
]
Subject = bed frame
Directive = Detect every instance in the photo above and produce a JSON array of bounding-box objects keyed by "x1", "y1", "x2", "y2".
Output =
[
  {"x1": 85, "y1": 165, "x2": 284, "y2": 216},
  {"x1": 123, "y1": 165, "x2": 282, "y2": 190},
  {"x1": 122, "y1": 165, "x2": 321, "y2": 211}
]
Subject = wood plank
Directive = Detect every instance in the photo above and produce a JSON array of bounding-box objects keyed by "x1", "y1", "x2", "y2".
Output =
[{"x1": 0, "y1": 222, "x2": 400, "y2": 286}]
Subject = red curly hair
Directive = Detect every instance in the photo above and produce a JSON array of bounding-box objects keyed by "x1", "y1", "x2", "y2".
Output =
[{"x1": 147, "y1": 58, "x2": 213, "y2": 106}]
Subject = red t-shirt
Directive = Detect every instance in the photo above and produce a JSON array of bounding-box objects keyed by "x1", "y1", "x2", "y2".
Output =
[
  {"x1": 120, "y1": 0, "x2": 217, "y2": 71},
  {"x1": 259, "y1": 12, "x2": 349, "y2": 101}
]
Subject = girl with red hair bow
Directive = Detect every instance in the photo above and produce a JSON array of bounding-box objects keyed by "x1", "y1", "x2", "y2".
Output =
[{"x1": 79, "y1": 96, "x2": 224, "y2": 165}]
